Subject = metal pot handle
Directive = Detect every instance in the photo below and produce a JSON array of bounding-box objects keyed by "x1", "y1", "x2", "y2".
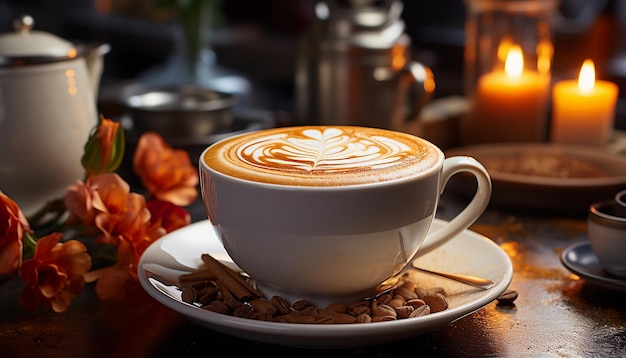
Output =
[{"x1": 390, "y1": 61, "x2": 435, "y2": 129}]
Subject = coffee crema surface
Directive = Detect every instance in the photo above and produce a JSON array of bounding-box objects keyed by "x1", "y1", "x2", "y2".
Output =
[{"x1": 203, "y1": 126, "x2": 440, "y2": 186}]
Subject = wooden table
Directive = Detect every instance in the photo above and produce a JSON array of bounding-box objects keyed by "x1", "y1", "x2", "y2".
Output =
[{"x1": 2, "y1": 190, "x2": 625, "y2": 357}]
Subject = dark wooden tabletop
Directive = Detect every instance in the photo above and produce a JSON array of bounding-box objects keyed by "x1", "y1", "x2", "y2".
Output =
[
  {"x1": 1, "y1": 4, "x2": 625, "y2": 355},
  {"x1": 2, "y1": 189, "x2": 625, "y2": 358}
]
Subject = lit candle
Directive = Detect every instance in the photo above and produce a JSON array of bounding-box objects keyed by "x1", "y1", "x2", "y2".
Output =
[
  {"x1": 463, "y1": 45, "x2": 550, "y2": 144},
  {"x1": 551, "y1": 59, "x2": 619, "y2": 146}
]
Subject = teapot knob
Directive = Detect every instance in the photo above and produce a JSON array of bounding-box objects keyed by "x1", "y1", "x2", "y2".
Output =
[{"x1": 12, "y1": 15, "x2": 34, "y2": 34}]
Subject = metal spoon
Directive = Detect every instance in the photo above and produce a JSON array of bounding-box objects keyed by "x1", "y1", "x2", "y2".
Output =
[
  {"x1": 411, "y1": 265, "x2": 495, "y2": 290},
  {"x1": 366, "y1": 266, "x2": 495, "y2": 300}
]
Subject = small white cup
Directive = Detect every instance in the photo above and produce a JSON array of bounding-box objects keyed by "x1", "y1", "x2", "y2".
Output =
[
  {"x1": 614, "y1": 189, "x2": 626, "y2": 217},
  {"x1": 199, "y1": 126, "x2": 492, "y2": 305},
  {"x1": 588, "y1": 200, "x2": 626, "y2": 278}
]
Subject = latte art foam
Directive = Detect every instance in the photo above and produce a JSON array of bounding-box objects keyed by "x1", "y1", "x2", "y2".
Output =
[{"x1": 204, "y1": 126, "x2": 440, "y2": 186}]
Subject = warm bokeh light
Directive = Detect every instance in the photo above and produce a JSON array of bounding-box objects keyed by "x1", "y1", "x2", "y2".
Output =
[
  {"x1": 536, "y1": 39, "x2": 553, "y2": 74},
  {"x1": 497, "y1": 37, "x2": 513, "y2": 63},
  {"x1": 504, "y1": 45, "x2": 523, "y2": 79},
  {"x1": 94, "y1": 0, "x2": 112, "y2": 14},
  {"x1": 578, "y1": 59, "x2": 595, "y2": 94},
  {"x1": 424, "y1": 76, "x2": 436, "y2": 93},
  {"x1": 499, "y1": 241, "x2": 519, "y2": 259},
  {"x1": 390, "y1": 44, "x2": 406, "y2": 71},
  {"x1": 66, "y1": 69, "x2": 77, "y2": 95},
  {"x1": 67, "y1": 47, "x2": 77, "y2": 59}
]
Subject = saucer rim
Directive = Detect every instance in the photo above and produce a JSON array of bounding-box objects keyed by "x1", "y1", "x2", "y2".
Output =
[
  {"x1": 137, "y1": 219, "x2": 514, "y2": 348},
  {"x1": 560, "y1": 240, "x2": 626, "y2": 291}
]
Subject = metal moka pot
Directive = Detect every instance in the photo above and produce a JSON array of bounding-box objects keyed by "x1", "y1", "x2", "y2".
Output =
[
  {"x1": 0, "y1": 16, "x2": 109, "y2": 215},
  {"x1": 296, "y1": 0, "x2": 435, "y2": 130}
]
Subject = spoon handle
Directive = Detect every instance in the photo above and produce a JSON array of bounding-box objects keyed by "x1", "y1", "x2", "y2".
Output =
[{"x1": 412, "y1": 266, "x2": 495, "y2": 290}]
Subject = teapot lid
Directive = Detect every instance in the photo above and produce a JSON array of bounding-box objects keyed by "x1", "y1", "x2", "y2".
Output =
[{"x1": 0, "y1": 15, "x2": 79, "y2": 66}]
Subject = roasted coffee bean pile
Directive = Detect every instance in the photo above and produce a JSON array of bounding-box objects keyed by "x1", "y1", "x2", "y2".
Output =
[{"x1": 179, "y1": 262, "x2": 450, "y2": 324}]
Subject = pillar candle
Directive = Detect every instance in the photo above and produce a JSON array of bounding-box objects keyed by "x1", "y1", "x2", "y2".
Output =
[
  {"x1": 463, "y1": 45, "x2": 550, "y2": 144},
  {"x1": 551, "y1": 59, "x2": 619, "y2": 146}
]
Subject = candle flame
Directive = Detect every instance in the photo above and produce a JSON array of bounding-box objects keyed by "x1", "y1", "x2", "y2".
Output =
[
  {"x1": 578, "y1": 59, "x2": 595, "y2": 94},
  {"x1": 505, "y1": 45, "x2": 523, "y2": 79}
]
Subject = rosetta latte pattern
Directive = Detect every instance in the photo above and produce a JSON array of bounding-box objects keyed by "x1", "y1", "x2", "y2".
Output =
[
  {"x1": 236, "y1": 127, "x2": 413, "y2": 173},
  {"x1": 204, "y1": 126, "x2": 438, "y2": 186}
]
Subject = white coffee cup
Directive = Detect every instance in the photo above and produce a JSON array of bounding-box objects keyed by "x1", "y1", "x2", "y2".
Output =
[
  {"x1": 588, "y1": 200, "x2": 626, "y2": 278},
  {"x1": 199, "y1": 126, "x2": 491, "y2": 305}
]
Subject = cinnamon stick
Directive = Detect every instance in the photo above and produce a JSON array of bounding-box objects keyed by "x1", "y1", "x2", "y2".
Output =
[
  {"x1": 179, "y1": 269, "x2": 217, "y2": 283},
  {"x1": 222, "y1": 264, "x2": 263, "y2": 298},
  {"x1": 218, "y1": 281, "x2": 236, "y2": 301},
  {"x1": 200, "y1": 253, "x2": 261, "y2": 300}
]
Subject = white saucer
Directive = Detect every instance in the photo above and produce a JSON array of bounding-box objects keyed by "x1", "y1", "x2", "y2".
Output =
[
  {"x1": 137, "y1": 219, "x2": 513, "y2": 348},
  {"x1": 560, "y1": 241, "x2": 626, "y2": 292}
]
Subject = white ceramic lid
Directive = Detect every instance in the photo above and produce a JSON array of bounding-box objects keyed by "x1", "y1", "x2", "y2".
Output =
[{"x1": 0, "y1": 15, "x2": 76, "y2": 60}]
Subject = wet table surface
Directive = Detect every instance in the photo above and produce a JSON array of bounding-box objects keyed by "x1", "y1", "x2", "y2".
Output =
[{"x1": 1, "y1": 191, "x2": 625, "y2": 358}]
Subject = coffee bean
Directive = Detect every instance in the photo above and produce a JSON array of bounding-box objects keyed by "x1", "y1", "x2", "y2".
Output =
[
  {"x1": 270, "y1": 295, "x2": 292, "y2": 315},
  {"x1": 292, "y1": 299, "x2": 313, "y2": 310},
  {"x1": 409, "y1": 304, "x2": 431, "y2": 317},
  {"x1": 423, "y1": 293, "x2": 448, "y2": 313},
  {"x1": 395, "y1": 305, "x2": 415, "y2": 319},
  {"x1": 497, "y1": 290, "x2": 518, "y2": 305},
  {"x1": 179, "y1": 260, "x2": 456, "y2": 325}
]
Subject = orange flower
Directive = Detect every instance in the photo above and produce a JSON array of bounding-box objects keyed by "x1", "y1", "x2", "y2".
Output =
[
  {"x1": 95, "y1": 224, "x2": 162, "y2": 300},
  {"x1": 18, "y1": 233, "x2": 91, "y2": 312},
  {"x1": 95, "y1": 240, "x2": 135, "y2": 300},
  {"x1": 64, "y1": 173, "x2": 151, "y2": 246},
  {"x1": 97, "y1": 116, "x2": 121, "y2": 167},
  {"x1": 133, "y1": 132, "x2": 198, "y2": 206},
  {"x1": 81, "y1": 116, "x2": 125, "y2": 177},
  {"x1": 64, "y1": 179, "x2": 105, "y2": 227},
  {"x1": 91, "y1": 175, "x2": 151, "y2": 247},
  {"x1": 146, "y1": 199, "x2": 191, "y2": 233},
  {"x1": 64, "y1": 173, "x2": 168, "y2": 300},
  {"x1": 0, "y1": 191, "x2": 31, "y2": 275}
]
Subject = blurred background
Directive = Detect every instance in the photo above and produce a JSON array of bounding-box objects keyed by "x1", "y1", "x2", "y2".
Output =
[{"x1": 1, "y1": 0, "x2": 624, "y2": 129}]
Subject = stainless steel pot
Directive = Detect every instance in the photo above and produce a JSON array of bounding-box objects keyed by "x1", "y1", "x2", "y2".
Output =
[
  {"x1": 120, "y1": 84, "x2": 236, "y2": 142},
  {"x1": 296, "y1": 0, "x2": 435, "y2": 130}
]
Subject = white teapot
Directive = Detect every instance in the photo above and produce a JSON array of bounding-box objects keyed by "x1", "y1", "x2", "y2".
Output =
[{"x1": 0, "y1": 15, "x2": 109, "y2": 215}]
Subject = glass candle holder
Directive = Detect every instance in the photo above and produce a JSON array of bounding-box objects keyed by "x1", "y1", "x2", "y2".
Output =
[{"x1": 462, "y1": 0, "x2": 558, "y2": 144}]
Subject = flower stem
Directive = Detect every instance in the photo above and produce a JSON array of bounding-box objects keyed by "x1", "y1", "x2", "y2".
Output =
[
  {"x1": 22, "y1": 231, "x2": 38, "y2": 260},
  {"x1": 27, "y1": 198, "x2": 68, "y2": 235}
]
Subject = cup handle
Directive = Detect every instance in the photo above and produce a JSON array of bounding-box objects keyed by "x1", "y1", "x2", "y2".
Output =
[{"x1": 415, "y1": 156, "x2": 492, "y2": 257}]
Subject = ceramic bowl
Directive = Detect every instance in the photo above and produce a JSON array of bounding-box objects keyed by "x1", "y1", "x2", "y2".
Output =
[{"x1": 445, "y1": 143, "x2": 626, "y2": 214}]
